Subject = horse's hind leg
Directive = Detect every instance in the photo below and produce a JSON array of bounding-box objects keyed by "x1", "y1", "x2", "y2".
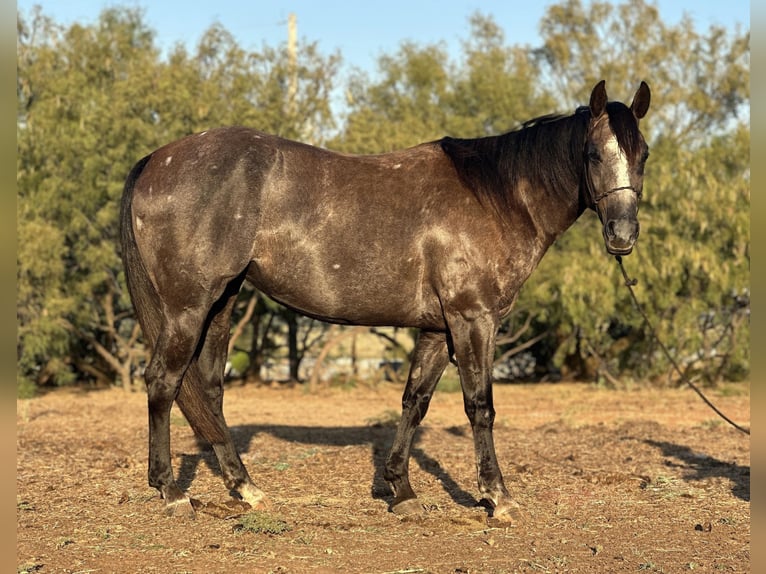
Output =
[
  {"x1": 144, "y1": 305, "x2": 212, "y2": 518},
  {"x1": 176, "y1": 282, "x2": 266, "y2": 509},
  {"x1": 384, "y1": 330, "x2": 450, "y2": 514}
]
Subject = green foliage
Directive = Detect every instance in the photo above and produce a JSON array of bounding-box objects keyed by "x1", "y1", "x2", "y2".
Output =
[
  {"x1": 331, "y1": 13, "x2": 555, "y2": 153},
  {"x1": 625, "y1": 125, "x2": 750, "y2": 382},
  {"x1": 233, "y1": 511, "x2": 291, "y2": 535},
  {"x1": 16, "y1": 1, "x2": 748, "y2": 390},
  {"x1": 17, "y1": 7, "x2": 157, "y2": 389},
  {"x1": 536, "y1": 0, "x2": 749, "y2": 140},
  {"x1": 512, "y1": 0, "x2": 749, "y2": 382},
  {"x1": 16, "y1": 6, "x2": 339, "y2": 390},
  {"x1": 436, "y1": 371, "x2": 463, "y2": 393},
  {"x1": 228, "y1": 350, "x2": 250, "y2": 376}
]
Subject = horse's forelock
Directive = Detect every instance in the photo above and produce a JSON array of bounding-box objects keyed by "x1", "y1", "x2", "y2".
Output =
[{"x1": 606, "y1": 102, "x2": 643, "y2": 161}]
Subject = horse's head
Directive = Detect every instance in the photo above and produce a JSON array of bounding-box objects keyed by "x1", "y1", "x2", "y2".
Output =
[{"x1": 584, "y1": 80, "x2": 651, "y2": 256}]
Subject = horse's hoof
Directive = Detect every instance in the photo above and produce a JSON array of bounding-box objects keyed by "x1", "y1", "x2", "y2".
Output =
[
  {"x1": 241, "y1": 495, "x2": 271, "y2": 511},
  {"x1": 239, "y1": 484, "x2": 269, "y2": 510},
  {"x1": 486, "y1": 499, "x2": 524, "y2": 527},
  {"x1": 391, "y1": 497, "x2": 425, "y2": 516},
  {"x1": 164, "y1": 496, "x2": 197, "y2": 519}
]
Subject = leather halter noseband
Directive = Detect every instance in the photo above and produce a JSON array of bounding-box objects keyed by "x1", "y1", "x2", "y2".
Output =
[{"x1": 593, "y1": 184, "x2": 641, "y2": 205}]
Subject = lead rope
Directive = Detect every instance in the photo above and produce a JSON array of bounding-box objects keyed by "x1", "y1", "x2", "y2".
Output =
[{"x1": 615, "y1": 256, "x2": 750, "y2": 436}]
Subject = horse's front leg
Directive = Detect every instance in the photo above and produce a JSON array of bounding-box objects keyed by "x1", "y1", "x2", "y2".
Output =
[
  {"x1": 384, "y1": 330, "x2": 451, "y2": 514},
  {"x1": 446, "y1": 309, "x2": 520, "y2": 521}
]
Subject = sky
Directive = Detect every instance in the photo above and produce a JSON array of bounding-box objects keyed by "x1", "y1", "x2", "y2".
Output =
[{"x1": 18, "y1": 0, "x2": 750, "y2": 77}]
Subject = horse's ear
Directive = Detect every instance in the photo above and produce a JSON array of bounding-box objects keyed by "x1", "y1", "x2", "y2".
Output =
[
  {"x1": 630, "y1": 81, "x2": 651, "y2": 119},
  {"x1": 589, "y1": 80, "x2": 608, "y2": 119}
]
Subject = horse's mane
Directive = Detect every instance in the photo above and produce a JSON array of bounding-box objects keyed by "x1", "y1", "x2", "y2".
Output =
[
  {"x1": 439, "y1": 102, "x2": 644, "y2": 220},
  {"x1": 438, "y1": 108, "x2": 590, "y2": 218}
]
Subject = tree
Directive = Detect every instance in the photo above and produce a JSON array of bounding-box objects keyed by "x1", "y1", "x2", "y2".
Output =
[
  {"x1": 18, "y1": 7, "x2": 162, "y2": 392},
  {"x1": 523, "y1": 0, "x2": 750, "y2": 382},
  {"x1": 17, "y1": 6, "x2": 339, "y2": 392},
  {"x1": 535, "y1": 0, "x2": 749, "y2": 143},
  {"x1": 335, "y1": 1, "x2": 749, "y2": 384},
  {"x1": 17, "y1": 2, "x2": 748, "y2": 392},
  {"x1": 332, "y1": 13, "x2": 555, "y2": 154}
]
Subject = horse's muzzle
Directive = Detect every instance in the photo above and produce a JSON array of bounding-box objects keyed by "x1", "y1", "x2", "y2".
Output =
[{"x1": 603, "y1": 217, "x2": 639, "y2": 255}]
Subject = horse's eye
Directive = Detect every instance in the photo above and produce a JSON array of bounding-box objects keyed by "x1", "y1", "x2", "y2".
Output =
[
  {"x1": 587, "y1": 149, "x2": 601, "y2": 164},
  {"x1": 641, "y1": 149, "x2": 650, "y2": 163}
]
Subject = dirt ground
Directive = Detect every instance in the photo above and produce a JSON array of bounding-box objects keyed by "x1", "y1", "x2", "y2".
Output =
[{"x1": 17, "y1": 379, "x2": 750, "y2": 573}]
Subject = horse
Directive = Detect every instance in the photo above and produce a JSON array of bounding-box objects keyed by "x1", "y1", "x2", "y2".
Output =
[{"x1": 120, "y1": 80, "x2": 651, "y2": 519}]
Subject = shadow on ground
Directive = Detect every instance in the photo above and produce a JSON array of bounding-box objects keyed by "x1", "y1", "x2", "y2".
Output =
[
  {"x1": 644, "y1": 438, "x2": 750, "y2": 501},
  {"x1": 176, "y1": 423, "x2": 479, "y2": 509}
]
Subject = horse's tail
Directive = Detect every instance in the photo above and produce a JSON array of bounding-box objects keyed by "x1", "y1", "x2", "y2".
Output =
[
  {"x1": 120, "y1": 155, "x2": 227, "y2": 443},
  {"x1": 120, "y1": 155, "x2": 159, "y2": 346}
]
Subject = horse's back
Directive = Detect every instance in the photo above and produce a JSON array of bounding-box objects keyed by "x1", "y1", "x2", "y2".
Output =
[
  {"x1": 125, "y1": 126, "x2": 502, "y2": 328},
  {"x1": 129, "y1": 126, "x2": 453, "y2": 218}
]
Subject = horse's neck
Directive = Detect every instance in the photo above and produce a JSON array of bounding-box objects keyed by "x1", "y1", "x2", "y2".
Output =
[
  {"x1": 502, "y1": 114, "x2": 587, "y2": 245},
  {"x1": 510, "y1": 175, "x2": 585, "y2": 255}
]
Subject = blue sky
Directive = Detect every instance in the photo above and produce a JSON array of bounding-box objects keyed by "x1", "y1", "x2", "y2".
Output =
[{"x1": 18, "y1": 1, "x2": 750, "y2": 76}]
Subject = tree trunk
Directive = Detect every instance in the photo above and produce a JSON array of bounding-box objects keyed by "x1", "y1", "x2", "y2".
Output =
[{"x1": 308, "y1": 326, "x2": 367, "y2": 392}]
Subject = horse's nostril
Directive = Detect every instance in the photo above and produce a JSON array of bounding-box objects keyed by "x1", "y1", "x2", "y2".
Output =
[{"x1": 606, "y1": 220, "x2": 616, "y2": 239}]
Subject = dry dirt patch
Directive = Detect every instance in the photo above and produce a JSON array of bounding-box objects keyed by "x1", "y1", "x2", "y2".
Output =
[{"x1": 17, "y1": 381, "x2": 750, "y2": 573}]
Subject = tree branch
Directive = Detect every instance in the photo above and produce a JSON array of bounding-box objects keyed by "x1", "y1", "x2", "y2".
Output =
[
  {"x1": 308, "y1": 326, "x2": 368, "y2": 392},
  {"x1": 495, "y1": 313, "x2": 533, "y2": 346},
  {"x1": 228, "y1": 291, "x2": 259, "y2": 356},
  {"x1": 495, "y1": 329, "x2": 549, "y2": 364}
]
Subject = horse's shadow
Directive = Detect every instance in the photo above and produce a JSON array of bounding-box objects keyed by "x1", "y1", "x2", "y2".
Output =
[
  {"x1": 176, "y1": 423, "x2": 479, "y2": 509},
  {"x1": 643, "y1": 438, "x2": 750, "y2": 501}
]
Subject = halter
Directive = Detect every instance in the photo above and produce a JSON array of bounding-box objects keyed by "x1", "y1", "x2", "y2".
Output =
[
  {"x1": 583, "y1": 114, "x2": 643, "y2": 209},
  {"x1": 583, "y1": 137, "x2": 643, "y2": 210},
  {"x1": 593, "y1": 185, "x2": 642, "y2": 205}
]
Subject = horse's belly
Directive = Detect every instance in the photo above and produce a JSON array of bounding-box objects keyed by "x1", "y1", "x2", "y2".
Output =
[{"x1": 245, "y1": 247, "x2": 442, "y2": 329}]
